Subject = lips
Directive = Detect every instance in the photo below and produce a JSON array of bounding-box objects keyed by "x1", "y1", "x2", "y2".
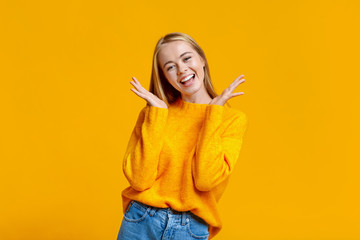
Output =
[
  {"x1": 179, "y1": 74, "x2": 195, "y2": 83},
  {"x1": 180, "y1": 74, "x2": 195, "y2": 86}
]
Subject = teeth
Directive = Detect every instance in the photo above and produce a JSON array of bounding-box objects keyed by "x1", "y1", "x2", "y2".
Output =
[{"x1": 181, "y1": 74, "x2": 194, "y2": 83}]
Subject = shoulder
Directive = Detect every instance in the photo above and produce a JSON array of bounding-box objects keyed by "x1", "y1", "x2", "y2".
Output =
[
  {"x1": 135, "y1": 105, "x2": 148, "y2": 119},
  {"x1": 221, "y1": 106, "x2": 248, "y2": 136},
  {"x1": 136, "y1": 104, "x2": 168, "y2": 123},
  {"x1": 132, "y1": 105, "x2": 149, "y2": 127},
  {"x1": 222, "y1": 106, "x2": 248, "y2": 139},
  {"x1": 139, "y1": 105, "x2": 148, "y2": 114}
]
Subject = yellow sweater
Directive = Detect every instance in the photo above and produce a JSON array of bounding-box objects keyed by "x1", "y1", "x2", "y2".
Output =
[{"x1": 121, "y1": 97, "x2": 248, "y2": 239}]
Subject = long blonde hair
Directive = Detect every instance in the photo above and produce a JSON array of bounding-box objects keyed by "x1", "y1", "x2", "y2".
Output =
[{"x1": 149, "y1": 32, "x2": 227, "y2": 106}]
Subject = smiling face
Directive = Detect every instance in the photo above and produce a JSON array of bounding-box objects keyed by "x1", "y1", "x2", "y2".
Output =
[{"x1": 157, "y1": 40, "x2": 210, "y2": 102}]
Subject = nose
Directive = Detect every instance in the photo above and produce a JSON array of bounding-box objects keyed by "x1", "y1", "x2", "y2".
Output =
[{"x1": 177, "y1": 62, "x2": 188, "y2": 75}]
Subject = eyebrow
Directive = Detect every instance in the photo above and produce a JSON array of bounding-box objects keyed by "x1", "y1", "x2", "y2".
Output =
[{"x1": 163, "y1": 52, "x2": 193, "y2": 68}]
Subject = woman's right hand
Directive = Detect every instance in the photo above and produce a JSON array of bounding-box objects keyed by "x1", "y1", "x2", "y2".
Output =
[{"x1": 130, "y1": 77, "x2": 168, "y2": 109}]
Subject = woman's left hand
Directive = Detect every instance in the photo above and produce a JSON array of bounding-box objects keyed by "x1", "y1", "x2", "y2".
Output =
[{"x1": 209, "y1": 75, "x2": 246, "y2": 106}]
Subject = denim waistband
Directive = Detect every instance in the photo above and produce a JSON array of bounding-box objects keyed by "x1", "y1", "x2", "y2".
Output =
[{"x1": 129, "y1": 200, "x2": 190, "y2": 226}]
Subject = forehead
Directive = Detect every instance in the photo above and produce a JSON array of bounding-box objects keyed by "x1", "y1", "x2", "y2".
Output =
[{"x1": 158, "y1": 41, "x2": 195, "y2": 63}]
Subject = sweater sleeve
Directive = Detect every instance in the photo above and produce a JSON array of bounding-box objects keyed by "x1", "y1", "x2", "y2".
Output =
[
  {"x1": 193, "y1": 104, "x2": 248, "y2": 191},
  {"x1": 123, "y1": 105, "x2": 168, "y2": 191}
]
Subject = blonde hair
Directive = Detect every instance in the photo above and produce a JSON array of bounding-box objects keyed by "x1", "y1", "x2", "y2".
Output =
[{"x1": 149, "y1": 32, "x2": 229, "y2": 107}]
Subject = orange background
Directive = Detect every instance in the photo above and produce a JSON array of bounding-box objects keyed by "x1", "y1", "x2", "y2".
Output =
[{"x1": 1, "y1": 0, "x2": 359, "y2": 239}]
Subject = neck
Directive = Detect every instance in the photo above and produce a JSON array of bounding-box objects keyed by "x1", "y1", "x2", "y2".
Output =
[{"x1": 181, "y1": 92, "x2": 212, "y2": 104}]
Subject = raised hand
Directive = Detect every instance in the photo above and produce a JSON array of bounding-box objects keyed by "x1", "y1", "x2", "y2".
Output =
[
  {"x1": 209, "y1": 75, "x2": 245, "y2": 106},
  {"x1": 130, "y1": 77, "x2": 168, "y2": 109}
]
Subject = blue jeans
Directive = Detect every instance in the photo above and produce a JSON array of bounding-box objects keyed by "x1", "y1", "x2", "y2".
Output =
[{"x1": 117, "y1": 200, "x2": 209, "y2": 240}]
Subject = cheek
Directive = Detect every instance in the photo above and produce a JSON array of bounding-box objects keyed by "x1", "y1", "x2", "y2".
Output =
[
  {"x1": 164, "y1": 71, "x2": 177, "y2": 83},
  {"x1": 191, "y1": 61, "x2": 203, "y2": 72},
  {"x1": 193, "y1": 63, "x2": 204, "y2": 75}
]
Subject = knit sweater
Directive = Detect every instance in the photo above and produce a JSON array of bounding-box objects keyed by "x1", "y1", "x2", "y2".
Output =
[{"x1": 121, "y1": 97, "x2": 248, "y2": 239}]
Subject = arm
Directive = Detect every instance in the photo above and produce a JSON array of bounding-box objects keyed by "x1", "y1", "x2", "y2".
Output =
[
  {"x1": 123, "y1": 105, "x2": 168, "y2": 191},
  {"x1": 192, "y1": 105, "x2": 248, "y2": 191}
]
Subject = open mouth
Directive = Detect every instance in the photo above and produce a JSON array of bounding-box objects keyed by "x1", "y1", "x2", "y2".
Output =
[{"x1": 180, "y1": 74, "x2": 195, "y2": 85}]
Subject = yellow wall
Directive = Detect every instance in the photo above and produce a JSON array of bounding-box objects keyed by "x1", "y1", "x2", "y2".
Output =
[{"x1": 1, "y1": 0, "x2": 359, "y2": 239}]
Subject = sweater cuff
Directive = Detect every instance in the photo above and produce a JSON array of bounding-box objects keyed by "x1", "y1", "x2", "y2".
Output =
[
  {"x1": 205, "y1": 104, "x2": 224, "y2": 122},
  {"x1": 146, "y1": 106, "x2": 168, "y2": 124}
]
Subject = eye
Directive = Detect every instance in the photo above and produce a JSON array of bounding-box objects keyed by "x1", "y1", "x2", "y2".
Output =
[
  {"x1": 184, "y1": 56, "x2": 191, "y2": 61},
  {"x1": 167, "y1": 65, "x2": 175, "y2": 71}
]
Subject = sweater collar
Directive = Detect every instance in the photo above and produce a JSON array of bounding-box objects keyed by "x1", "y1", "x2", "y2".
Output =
[{"x1": 170, "y1": 97, "x2": 210, "y2": 112}]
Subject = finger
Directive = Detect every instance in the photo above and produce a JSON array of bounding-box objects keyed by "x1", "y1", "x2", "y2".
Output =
[
  {"x1": 132, "y1": 76, "x2": 138, "y2": 82},
  {"x1": 130, "y1": 88, "x2": 148, "y2": 100},
  {"x1": 130, "y1": 80, "x2": 141, "y2": 89},
  {"x1": 230, "y1": 92, "x2": 244, "y2": 98},
  {"x1": 235, "y1": 74, "x2": 245, "y2": 82},
  {"x1": 132, "y1": 77, "x2": 148, "y2": 92},
  {"x1": 230, "y1": 75, "x2": 245, "y2": 85},
  {"x1": 229, "y1": 75, "x2": 245, "y2": 89},
  {"x1": 235, "y1": 78, "x2": 246, "y2": 88},
  {"x1": 131, "y1": 77, "x2": 142, "y2": 88},
  {"x1": 130, "y1": 87, "x2": 141, "y2": 96},
  {"x1": 132, "y1": 77, "x2": 144, "y2": 88},
  {"x1": 131, "y1": 79, "x2": 147, "y2": 94},
  {"x1": 130, "y1": 81, "x2": 142, "y2": 93},
  {"x1": 229, "y1": 78, "x2": 245, "y2": 92}
]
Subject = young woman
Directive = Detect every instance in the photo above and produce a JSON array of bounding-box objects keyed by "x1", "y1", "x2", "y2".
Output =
[{"x1": 116, "y1": 32, "x2": 247, "y2": 240}]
